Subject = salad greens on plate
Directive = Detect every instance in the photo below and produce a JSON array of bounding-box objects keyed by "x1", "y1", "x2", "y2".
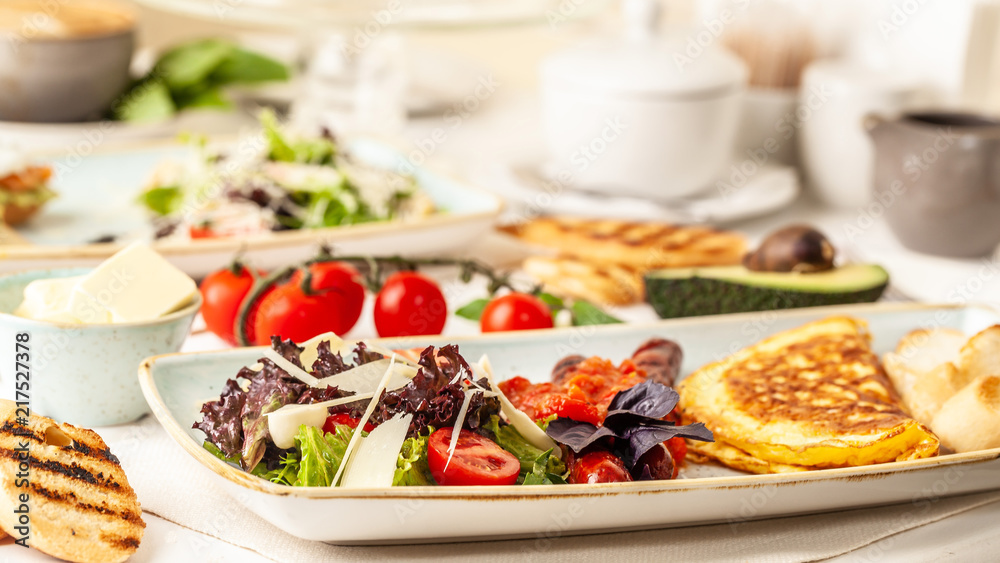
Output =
[
  {"x1": 195, "y1": 331, "x2": 713, "y2": 488},
  {"x1": 140, "y1": 111, "x2": 434, "y2": 240}
]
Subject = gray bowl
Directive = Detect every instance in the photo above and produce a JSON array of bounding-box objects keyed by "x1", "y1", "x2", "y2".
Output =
[
  {"x1": 0, "y1": 28, "x2": 134, "y2": 122},
  {"x1": 0, "y1": 268, "x2": 200, "y2": 426}
]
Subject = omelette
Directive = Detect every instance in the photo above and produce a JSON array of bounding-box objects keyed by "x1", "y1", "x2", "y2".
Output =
[{"x1": 678, "y1": 317, "x2": 939, "y2": 474}]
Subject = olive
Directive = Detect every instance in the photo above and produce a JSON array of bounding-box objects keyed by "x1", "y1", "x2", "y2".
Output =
[{"x1": 743, "y1": 225, "x2": 836, "y2": 273}]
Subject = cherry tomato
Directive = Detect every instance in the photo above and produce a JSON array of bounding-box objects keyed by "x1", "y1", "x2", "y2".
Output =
[
  {"x1": 322, "y1": 413, "x2": 375, "y2": 435},
  {"x1": 630, "y1": 442, "x2": 675, "y2": 481},
  {"x1": 200, "y1": 265, "x2": 262, "y2": 345},
  {"x1": 252, "y1": 262, "x2": 365, "y2": 345},
  {"x1": 569, "y1": 449, "x2": 633, "y2": 484},
  {"x1": 189, "y1": 225, "x2": 217, "y2": 239},
  {"x1": 480, "y1": 293, "x2": 553, "y2": 333},
  {"x1": 427, "y1": 428, "x2": 520, "y2": 486},
  {"x1": 373, "y1": 271, "x2": 447, "y2": 337}
]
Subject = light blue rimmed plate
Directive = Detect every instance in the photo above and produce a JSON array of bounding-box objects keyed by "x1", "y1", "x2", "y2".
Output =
[
  {"x1": 138, "y1": 302, "x2": 1000, "y2": 544},
  {"x1": 2, "y1": 138, "x2": 503, "y2": 277}
]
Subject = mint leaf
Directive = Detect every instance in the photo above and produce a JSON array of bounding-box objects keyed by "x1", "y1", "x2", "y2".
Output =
[
  {"x1": 455, "y1": 298, "x2": 490, "y2": 321},
  {"x1": 571, "y1": 301, "x2": 623, "y2": 326}
]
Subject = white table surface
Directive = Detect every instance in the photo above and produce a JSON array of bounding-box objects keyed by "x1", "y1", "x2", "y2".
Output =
[{"x1": 5, "y1": 89, "x2": 1000, "y2": 563}]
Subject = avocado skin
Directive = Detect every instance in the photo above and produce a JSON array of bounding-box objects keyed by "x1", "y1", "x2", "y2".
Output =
[{"x1": 645, "y1": 276, "x2": 888, "y2": 319}]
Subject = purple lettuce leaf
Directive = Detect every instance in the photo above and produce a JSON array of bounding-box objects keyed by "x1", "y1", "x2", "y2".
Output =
[
  {"x1": 193, "y1": 378, "x2": 246, "y2": 458},
  {"x1": 310, "y1": 340, "x2": 351, "y2": 378},
  {"x1": 374, "y1": 345, "x2": 500, "y2": 437},
  {"x1": 271, "y1": 335, "x2": 305, "y2": 368},
  {"x1": 237, "y1": 358, "x2": 307, "y2": 470},
  {"x1": 353, "y1": 341, "x2": 384, "y2": 365}
]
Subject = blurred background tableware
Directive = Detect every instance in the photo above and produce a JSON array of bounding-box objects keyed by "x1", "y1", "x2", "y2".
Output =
[
  {"x1": 866, "y1": 111, "x2": 1000, "y2": 258},
  {"x1": 709, "y1": 0, "x2": 818, "y2": 167},
  {"x1": 798, "y1": 60, "x2": 924, "y2": 208},
  {"x1": 0, "y1": 267, "x2": 200, "y2": 426},
  {"x1": 539, "y1": 0, "x2": 747, "y2": 201},
  {"x1": 0, "y1": 0, "x2": 136, "y2": 123}
]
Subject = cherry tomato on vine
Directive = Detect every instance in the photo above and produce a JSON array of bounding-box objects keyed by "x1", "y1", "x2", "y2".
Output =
[
  {"x1": 374, "y1": 271, "x2": 448, "y2": 337},
  {"x1": 252, "y1": 261, "x2": 365, "y2": 345},
  {"x1": 480, "y1": 293, "x2": 553, "y2": 333},
  {"x1": 200, "y1": 265, "x2": 263, "y2": 345},
  {"x1": 427, "y1": 428, "x2": 520, "y2": 486}
]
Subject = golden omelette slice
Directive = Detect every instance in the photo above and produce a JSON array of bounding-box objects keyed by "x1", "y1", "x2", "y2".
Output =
[{"x1": 678, "y1": 316, "x2": 939, "y2": 473}]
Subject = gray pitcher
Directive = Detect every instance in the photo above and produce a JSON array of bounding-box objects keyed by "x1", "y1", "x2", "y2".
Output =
[{"x1": 865, "y1": 112, "x2": 1000, "y2": 257}]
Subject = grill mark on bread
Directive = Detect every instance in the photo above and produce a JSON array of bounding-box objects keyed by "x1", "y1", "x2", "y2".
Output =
[
  {"x1": 0, "y1": 449, "x2": 124, "y2": 490},
  {"x1": 28, "y1": 483, "x2": 144, "y2": 526},
  {"x1": 0, "y1": 422, "x2": 120, "y2": 465},
  {"x1": 101, "y1": 532, "x2": 142, "y2": 551}
]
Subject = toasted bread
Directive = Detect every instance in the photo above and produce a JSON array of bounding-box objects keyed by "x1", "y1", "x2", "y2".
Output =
[
  {"x1": 931, "y1": 375, "x2": 1000, "y2": 453},
  {"x1": 0, "y1": 400, "x2": 144, "y2": 563},
  {"x1": 503, "y1": 217, "x2": 747, "y2": 270},
  {"x1": 522, "y1": 255, "x2": 644, "y2": 305},
  {"x1": 679, "y1": 317, "x2": 939, "y2": 472},
  {"x1": 957, "y1": 326, "x2": 1000, "y2": 389}
]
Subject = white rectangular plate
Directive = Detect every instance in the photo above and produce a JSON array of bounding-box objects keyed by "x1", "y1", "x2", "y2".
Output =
[
  {"x1": 4, "y1": 139, "x2": 502, "y2": 277},
  {"x1": 138, "y1": 303, "x2": 1000, "y2": 544}
]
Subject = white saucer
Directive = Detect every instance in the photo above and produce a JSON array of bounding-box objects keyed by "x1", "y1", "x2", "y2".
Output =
[{"x1": 492, "y1": 159, "x2": 801, "y2": 225}]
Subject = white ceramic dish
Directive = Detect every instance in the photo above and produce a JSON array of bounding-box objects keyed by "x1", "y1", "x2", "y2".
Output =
[
  {"x1": 540, "y1": 0, "x2": 747, "y2": 201},
  {"x1": 139, "y1": 302, "x2": 1000, "y2": 544},
  {"x1": 0, "y1": 267, "x2": 201, "y2": 426},
  {"x1": 3, "y1": 138, "x2": 503, "y2": 278},
  {"x1": 495, "y1": 158, "x2": 799, "y2": 224}
]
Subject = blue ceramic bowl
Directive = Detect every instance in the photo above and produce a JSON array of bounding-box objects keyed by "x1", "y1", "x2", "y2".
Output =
[{"x1": 0, "y1": 268, "x2": 200, "y2": 426}]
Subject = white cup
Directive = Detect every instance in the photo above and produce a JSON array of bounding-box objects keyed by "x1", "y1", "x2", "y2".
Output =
[{"x1": 798, "y1": 60, "x2": 924, "y2": 208}]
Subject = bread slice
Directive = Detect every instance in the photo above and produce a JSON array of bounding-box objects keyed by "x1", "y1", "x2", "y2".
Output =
[
  {"x1": 679, "y1": 317, "x2": 939, "y2": 472},
  {"x1": 503, "y1": 217, "x2": 747, "y2": 269},
  {"x1": 0, "y1": 400, "x2": 144, "y2": 562},
  {"x1": 957, "y1": 326, "x2": 1000, "y2": 390},
  {"x1": 932, "y1": 375, "x2": 1000, "y2": 453},
  {"x1": 522, "y1": 255, "x2": 644, "y2": 305}
]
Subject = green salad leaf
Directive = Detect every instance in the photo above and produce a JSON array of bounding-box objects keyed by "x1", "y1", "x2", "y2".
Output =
[
  {"x1": 138, "y1": 186, "x2": 183, "y2": 216},
  {"x1": 296, "y1": 424, "x2": 355, "y2": 487},
  {"x1": 485, "y1": 415, "x2": 566, "y2": 476},
  {"x1": 521, "y1": 449, "x2": 567, "y2": 486},
  {"x1": 260, "y1": 109, "x2": 336, "y2": 165},
  {"x1": 393, "y1": 432, "x2": 436, "y2": 486}
]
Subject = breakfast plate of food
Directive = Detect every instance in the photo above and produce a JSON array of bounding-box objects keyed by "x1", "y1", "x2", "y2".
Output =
[
  {"x1": 0, "y1": 114, "x2": 502, "y2": 277},
  {"x1": 138, "y1": 301, "x2": 1000, "y2": 544}
]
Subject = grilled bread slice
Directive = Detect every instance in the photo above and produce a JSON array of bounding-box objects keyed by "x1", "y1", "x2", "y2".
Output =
[
  {"x1": 503, "y1": 217, "x2": 747, "y2": 270},
  {"x1": 0, "y1": 400, "x2": 144, "y2": 563},
  {"x1": 522, "y1": 255, "x2": 644, "y2": 305},
  {"x1": 679, "y1": 317, "x2": 939, "y2": 473}
]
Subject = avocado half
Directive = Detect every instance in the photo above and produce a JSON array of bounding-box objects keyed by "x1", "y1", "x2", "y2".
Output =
[{"x1": 644, "y1": 264, "x2": 890, "y2": 319}]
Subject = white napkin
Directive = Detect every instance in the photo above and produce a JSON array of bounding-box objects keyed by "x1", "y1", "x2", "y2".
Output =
[{"x1": 96, "y1": 416, "x2": 1000, "y2": 563}]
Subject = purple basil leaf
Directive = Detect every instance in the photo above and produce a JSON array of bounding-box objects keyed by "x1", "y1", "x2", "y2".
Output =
[
  {"x1": 545, "y1": 418, "x2": 618, "y2": 453},
  {"x1": 637, "y1": 464, "x2": 654, "y2": 481},
  {"x1": 615, "y1": 422, "x2": 714, "y2": 468},
  {"x1": 606, "y1": 380, "x2": 679, "y2": 420},
  {"x1": 193, "y1": 378, "x2": 246, "y2": 458}
]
